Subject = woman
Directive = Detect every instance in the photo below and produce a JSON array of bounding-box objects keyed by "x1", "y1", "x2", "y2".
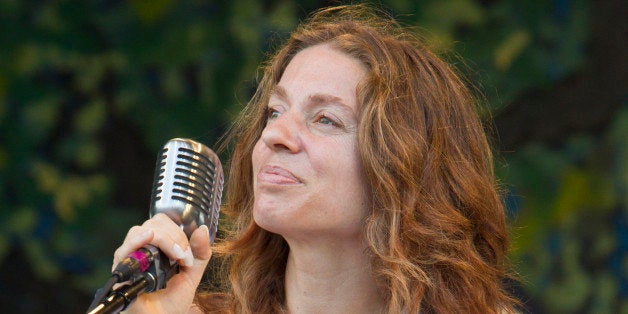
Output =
[{"x1": 112, "y1": 4, "x2": 518, "y2": 313}]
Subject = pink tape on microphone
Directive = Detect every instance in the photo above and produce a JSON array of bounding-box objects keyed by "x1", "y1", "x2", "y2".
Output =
[{"x1": 128, "y1": 250, "x2": 151, "y2": 272}]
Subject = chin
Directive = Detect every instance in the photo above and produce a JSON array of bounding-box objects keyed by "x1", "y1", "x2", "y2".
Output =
[
  {"x1": 253, "y1": 207, "x2": 313, "y2": 240},
  {"x1": 253, "y1": 203, "x2": 286, "y2": 233}
]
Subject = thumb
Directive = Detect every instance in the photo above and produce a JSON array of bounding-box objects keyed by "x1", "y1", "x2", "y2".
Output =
[
  {"x1": 184, "y1": 224, "x2": 212, "y2": 290},
  {"x1": 187, "y1": 224, "x2": 213, "y2": 278},
  {"x1": 189, "y1": 224, "x2": 212, "y2": 261},
  {"x1": 167, "y1": 225, "x2": 212, "y2": 295}
]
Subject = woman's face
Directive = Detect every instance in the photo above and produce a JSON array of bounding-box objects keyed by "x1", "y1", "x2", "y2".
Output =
[{"x1": 252, "y1": 43, "x2": 369, "y2": 243}]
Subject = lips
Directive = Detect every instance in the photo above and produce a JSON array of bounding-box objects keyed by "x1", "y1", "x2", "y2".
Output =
[{"x1": 257, "y1": 165, "x2": 302, "y2": 185}]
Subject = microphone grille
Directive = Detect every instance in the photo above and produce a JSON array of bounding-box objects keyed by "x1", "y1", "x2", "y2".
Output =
[{"x1": 150, "y1": 138, "x2": 223, "y2": 243}]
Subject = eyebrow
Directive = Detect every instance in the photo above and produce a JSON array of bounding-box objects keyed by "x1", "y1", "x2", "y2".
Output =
[
  {"x1": 270, "y1": 85, "x2": 289, "y2": 101},
  {"x1": 270, "y1": 85, "x2": 356, "y2": 117}
]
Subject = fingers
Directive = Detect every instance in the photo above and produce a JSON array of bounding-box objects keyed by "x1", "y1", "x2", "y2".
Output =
[
  {"x1": 112, "y1": 214, "x2": 195, "y2": 271},
  {"x1": 112, "y1": 226, "x2": 153, "y2": 268},
  {"x1": 107, "y1": 215, "x2": 215, "y2": 314},
  {"x1": 146, "y1": 214, "x2": 195, "y2": 266}
]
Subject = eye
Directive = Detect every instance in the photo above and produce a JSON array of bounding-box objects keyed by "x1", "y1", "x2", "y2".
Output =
[
  {"x1": 315, "y1": 114, "x2": 341, "y2": 127},
  {"x1": 266, "y1": 107, "x2": 280, "y2": 120}
]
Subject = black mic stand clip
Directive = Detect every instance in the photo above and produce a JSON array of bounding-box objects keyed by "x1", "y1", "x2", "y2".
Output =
[{"x1": 87, "y1": 246, "x2": 178, "y2": 314}]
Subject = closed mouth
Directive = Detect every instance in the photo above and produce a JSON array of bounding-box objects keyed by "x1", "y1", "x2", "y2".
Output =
[{"x1": 258, "y1": 165, "x2": 302, "y2": 185}]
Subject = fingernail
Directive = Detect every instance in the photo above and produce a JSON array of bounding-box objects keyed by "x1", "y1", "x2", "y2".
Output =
[
  {"x1": 172, "y1": 243, "x2": 186, "y2": 260},
  {"x1": 199, "y1": 224, "x2": 209, "y2": 238},
  {"x1": 183, "y1": 247, "x2": 194, "y2": 267}
]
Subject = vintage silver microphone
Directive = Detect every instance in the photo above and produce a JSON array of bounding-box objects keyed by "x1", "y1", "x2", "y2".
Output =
[
  {"x1": 87, "y1": 138, "x2": 223, "y2": 313},
  {"x1": 150, "y1": 138, "x2": 223, "y2": 244}
]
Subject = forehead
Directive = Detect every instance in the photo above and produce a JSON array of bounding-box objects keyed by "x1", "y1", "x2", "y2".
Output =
[{"x1": 274, "y1": 43, "x2": 366, "y2": 110}]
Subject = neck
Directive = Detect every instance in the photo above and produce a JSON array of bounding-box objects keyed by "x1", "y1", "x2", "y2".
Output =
[{"x1": 283, "y1": 236, "x2": 386, "y2": 314}]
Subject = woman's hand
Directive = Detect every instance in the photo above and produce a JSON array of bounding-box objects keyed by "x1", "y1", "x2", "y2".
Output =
[{"x1": 111, "y1": 213, "x2": 212, "y2": 313}]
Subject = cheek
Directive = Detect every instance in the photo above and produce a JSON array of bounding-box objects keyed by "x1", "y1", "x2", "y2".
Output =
[
  {"x1": 312, "y1": 137, "x2": 356, "y2": 171},
  {"x1": 332, "y1": 142, "x2": 363, "y2": 179},
  {"x1": 318, "y1": 142, "x2": 367, "y2": 197},
  {"x1": 251, "y1": 140, "x2": 265, "y2": 171},
  {"x1": 344, "y1": 145, "x2": 369, "y2": 205}
]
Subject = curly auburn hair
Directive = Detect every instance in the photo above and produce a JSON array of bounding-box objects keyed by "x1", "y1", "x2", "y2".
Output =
[{"x1": 197, "y1": 4, "x2": 518, "y2": 313}]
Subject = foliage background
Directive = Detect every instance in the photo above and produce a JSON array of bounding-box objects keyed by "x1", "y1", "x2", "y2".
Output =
[{"x1": 0, "y1": 0, "x2": 625, "y2": 312}]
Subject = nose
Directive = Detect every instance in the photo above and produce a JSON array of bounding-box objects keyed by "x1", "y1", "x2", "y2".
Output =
[{"x1": 260, "y1": 111, "x2": 303, "y2": 153}]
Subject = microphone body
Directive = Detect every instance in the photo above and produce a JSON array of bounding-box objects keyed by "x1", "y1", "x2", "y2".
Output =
[{"x1": 150, "y1": 138, "x2": 223, "y2": 242}]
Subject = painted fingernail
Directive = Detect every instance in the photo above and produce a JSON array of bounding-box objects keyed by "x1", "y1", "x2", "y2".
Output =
[
  {"x1": 172, "y1": 243, "x2": 186, "y2": 260},
  {"x1": 183, "y1": 247, "x2": 194, "y2": 267}
]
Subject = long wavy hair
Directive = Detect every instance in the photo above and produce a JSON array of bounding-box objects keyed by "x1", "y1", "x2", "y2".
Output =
[{"x1": 197, "y1": 4, "x2": 518, "y2": 313}]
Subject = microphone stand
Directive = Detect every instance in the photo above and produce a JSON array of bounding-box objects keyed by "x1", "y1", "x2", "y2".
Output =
[
  {"x1": 87, "y1": 276, "x2": 148, "y2": 314},
  {"x1": 87, "y1": 248, "x2": 179, "y2": 314}
]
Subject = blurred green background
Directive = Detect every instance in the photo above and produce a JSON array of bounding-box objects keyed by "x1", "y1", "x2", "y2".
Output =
[{"x1": 0, "y1": 0, "x2": 625, "y2": 313}]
